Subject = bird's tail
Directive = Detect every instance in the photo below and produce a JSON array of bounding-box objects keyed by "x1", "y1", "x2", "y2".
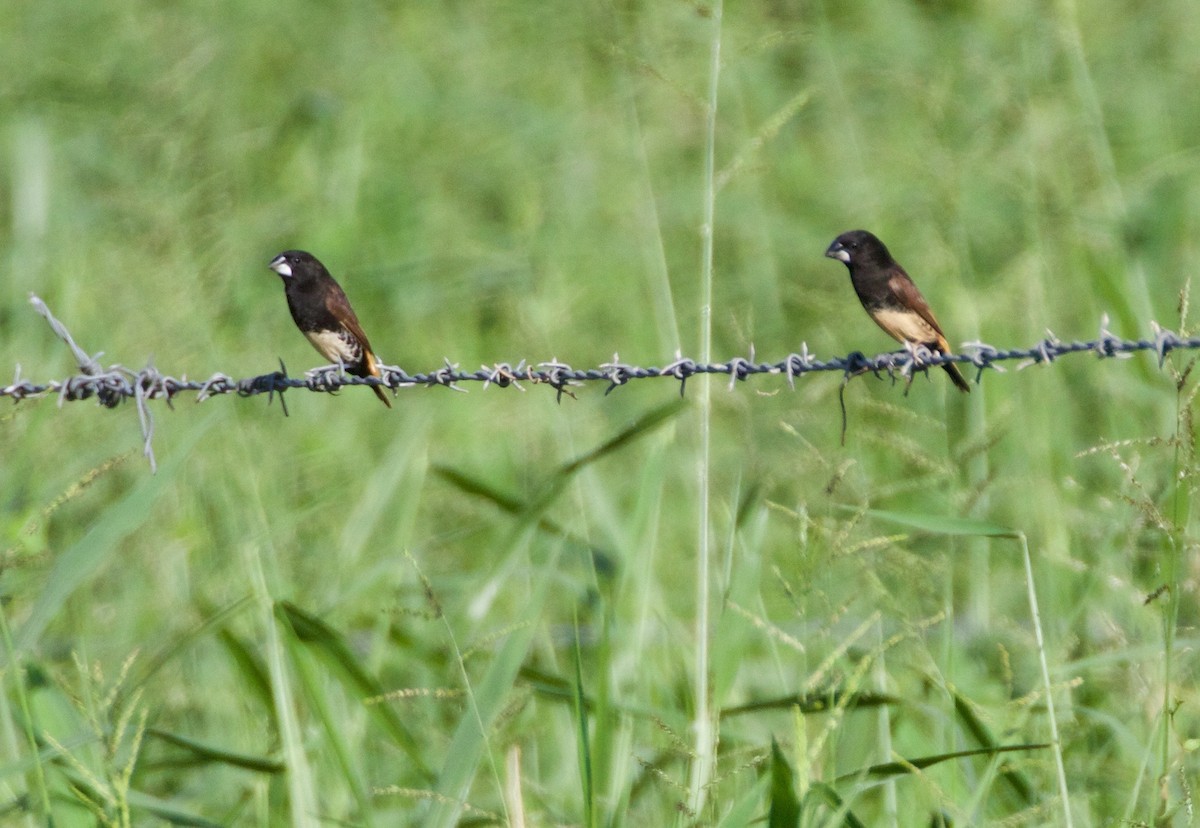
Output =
[
  {"x1": 371, "y1": 383, "x2": 392, "y2": 408},
  {"x1": 943, "y1": 361, "x2": 970, "y2": 393},
  {"x1": 364, "y1": 351, "x2": 393, "y2": 408}
]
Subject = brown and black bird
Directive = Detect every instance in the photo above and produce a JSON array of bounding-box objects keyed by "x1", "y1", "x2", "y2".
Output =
[
  {"x1": 268, "y1": 250, "x2": 392, "y2": 407},
  {"x1": 825, "y1": 230, "x2": 970, "y2": 393}
]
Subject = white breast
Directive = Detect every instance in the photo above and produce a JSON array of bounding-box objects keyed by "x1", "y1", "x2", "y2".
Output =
[{"x1": 305, "y1": 329, "x2": 362, "y2": 365}]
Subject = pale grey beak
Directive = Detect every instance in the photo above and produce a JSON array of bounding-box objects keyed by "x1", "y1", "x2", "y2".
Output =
[
  {"x1": 268, "y1": 255, "x2": 292, "y2": 278},
  {"x1": 824, "y1": 242, "x2": 850, "y2": 264}
]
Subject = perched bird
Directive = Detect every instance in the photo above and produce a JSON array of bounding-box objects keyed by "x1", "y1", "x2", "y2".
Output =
[
  {"x1": 825, "y1": 229, "x2": 970, "y2": 393},
  {"x1": 268, "y1": 250, "x2": 392, "y2": 407}
]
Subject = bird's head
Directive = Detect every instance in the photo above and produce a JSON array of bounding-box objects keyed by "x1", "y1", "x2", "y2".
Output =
[
  {"x1": 825, "y1": 230, "x2": 890, "y2": 269},
  {"x1": 268, "y1": 250, "x2": 321, "y2": 280}
]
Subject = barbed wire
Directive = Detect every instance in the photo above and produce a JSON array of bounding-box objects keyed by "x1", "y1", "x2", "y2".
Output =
[{"x1": 5, "y1": 295, "x2": 1195, "y2": 471}]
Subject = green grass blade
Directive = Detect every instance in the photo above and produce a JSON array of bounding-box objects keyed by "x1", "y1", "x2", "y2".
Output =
[
  {"x1": 432, "y1": 465, "x2": 615, "y2": 574},
  {"x1": 118, "y1": 598, "x2": 253, "y2": 710},
  {"x1": 714, "y1": 771, "x2": 769, "y2": 828},
  {"x1": 277, "y1": 613, "x2": 375, "y2": 828},
  {"x1": 274, "y1": 601, "x2": 430, "y2": 778},
  {"x1": 13, "y1": 413, "x2": 218, "y2": 653},
  {"x1": 802, "y1": 782, "x2": 867, "y2": 828},
  {"x1": 950, "y1": 691, "x2": 1040, "y2": 804},
  {"x1": 858, "y1": 508, "x2": 1017, "y2": 539},
  {"x1": 215, "y1": 629, "x2": 273, "y2": 715},
  {"x1": 552, "y1": 399, "x2": 685, "y2": 482},
  {"x1": 572, "y1": 616, "x2": 594, "y2": 828},
  {"x1": 125, "y1": 789, "x2": 228, "y2": 827},
  {"x1": 833, "y1": 742, "x2": 1049, "y2": 785},
  {"x1": 689, "y1": 1, "x2": 723, "y2": 813},
  {"x1": 424, "y1": 538, "x2": 562, "y2": 828},
  {"x1": 767, "y1": 738, "x2": 800, "y2": 828},
  {"x1": 722, "y1": 691, "x2": 897, "y2": 718},
  {"x1": 145, "y1": 727, "x2": 283, "y2": 774}
]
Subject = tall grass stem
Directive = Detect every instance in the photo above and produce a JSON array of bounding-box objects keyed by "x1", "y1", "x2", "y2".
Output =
[
  {"x1": 1020, "y1": 533, "x2": 1073, "y2": 827},
  {"x1": 688, "y1": 0, "x2": 724, "y2": 815}
]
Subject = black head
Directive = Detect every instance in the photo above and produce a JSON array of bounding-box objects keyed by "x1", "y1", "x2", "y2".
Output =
[
  {"x1": 824, "y1": 230, "x2": 894, "y2": 270},
  {"x1": 268, "y1": 250, "x2": 328, "y2": 284}
]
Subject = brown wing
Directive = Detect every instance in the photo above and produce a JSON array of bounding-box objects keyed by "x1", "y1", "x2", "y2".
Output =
[
  {"x1": 889, "y1": 270, "x2": 971, "y2": 392},
  {"x1": 887, "y1": 271, "x2": 953, "y2": 353},
  {"x1": 325, "y1": 288, "x2": 380, "y2": 376},
  {"x1": 326, "y1": 285, "x2": 392, "y2": 407}
]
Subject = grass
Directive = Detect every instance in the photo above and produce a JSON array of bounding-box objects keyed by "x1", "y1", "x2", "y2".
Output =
[{"x1": 2, "y1": 0, "x2": 1199, "y2": 825}]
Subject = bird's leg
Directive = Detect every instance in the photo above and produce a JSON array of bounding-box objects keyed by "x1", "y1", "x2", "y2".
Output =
[
  {"x1": 303, "y1": 363, "x2": 347, "y2": 398},
  {"x1": 305, "y1": 365, "x2": 336, "y2": 381},
  {"x1": 900, "y1": 340, "x2": 938, "y2": 396}
]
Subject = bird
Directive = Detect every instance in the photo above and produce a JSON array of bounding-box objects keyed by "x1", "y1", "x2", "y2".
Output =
[
  {"x1": 825, "y1": 229, "x2": 970, "y2": 393},
  {"x1": 267, "y1": 250, "x2": 392, "y2": 407}
]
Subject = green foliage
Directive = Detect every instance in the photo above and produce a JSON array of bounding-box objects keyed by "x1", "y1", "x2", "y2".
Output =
[
  {"x1": 2, "y1": 0, "x2": 1199, "y2": 825},
  {"x1": 768, "y1": 738, "x2": 801, "y2": 827}
]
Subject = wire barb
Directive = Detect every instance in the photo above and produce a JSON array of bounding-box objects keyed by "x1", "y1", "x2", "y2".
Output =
[
  {"x1": 14, "y1": 295, "x2": 1200, "y2": 408},
  {"x1": 12, "y1": 294, "x2": 1200, "y2": 470}
]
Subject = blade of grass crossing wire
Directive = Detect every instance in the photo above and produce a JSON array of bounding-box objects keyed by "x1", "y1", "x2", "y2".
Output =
[
  {"x1": 690, "y1": 0, "x2": 723, "y2": 813},
  {"x1": 13, "y1": 411, "x2": 218, "y2": 653},
  {"x1": 572, "y1": 611, "x2": 595, "y2": 828},
  {"x1": 424, "y1": 535, "x2": 565, "y2": 828}
]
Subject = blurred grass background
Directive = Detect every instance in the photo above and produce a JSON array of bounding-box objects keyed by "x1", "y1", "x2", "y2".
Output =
[{"x1": 1, "y1": 0, "x2": 1198, "y2": 825}]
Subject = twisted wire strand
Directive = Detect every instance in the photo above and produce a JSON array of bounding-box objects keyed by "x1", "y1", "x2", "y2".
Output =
[{"x1": 5, "y1": 295, "x2": 1194, "y2": 470}]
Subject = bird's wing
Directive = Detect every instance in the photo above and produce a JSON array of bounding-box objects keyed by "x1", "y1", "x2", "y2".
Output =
[
  {"x1": 887, "y1": 271, "x2": 952, "y2": 352},
  {"x1": 325, "y1": 287, "x2": 381, "y2": 375}
]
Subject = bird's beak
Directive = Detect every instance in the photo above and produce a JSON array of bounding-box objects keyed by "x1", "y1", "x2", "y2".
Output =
[
  {"x1": 825, "y1": 241, "x2": 850, "y2": 264},
  {"x1": 268, "y1": 255, "x2": 292, "y2": 278}
]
